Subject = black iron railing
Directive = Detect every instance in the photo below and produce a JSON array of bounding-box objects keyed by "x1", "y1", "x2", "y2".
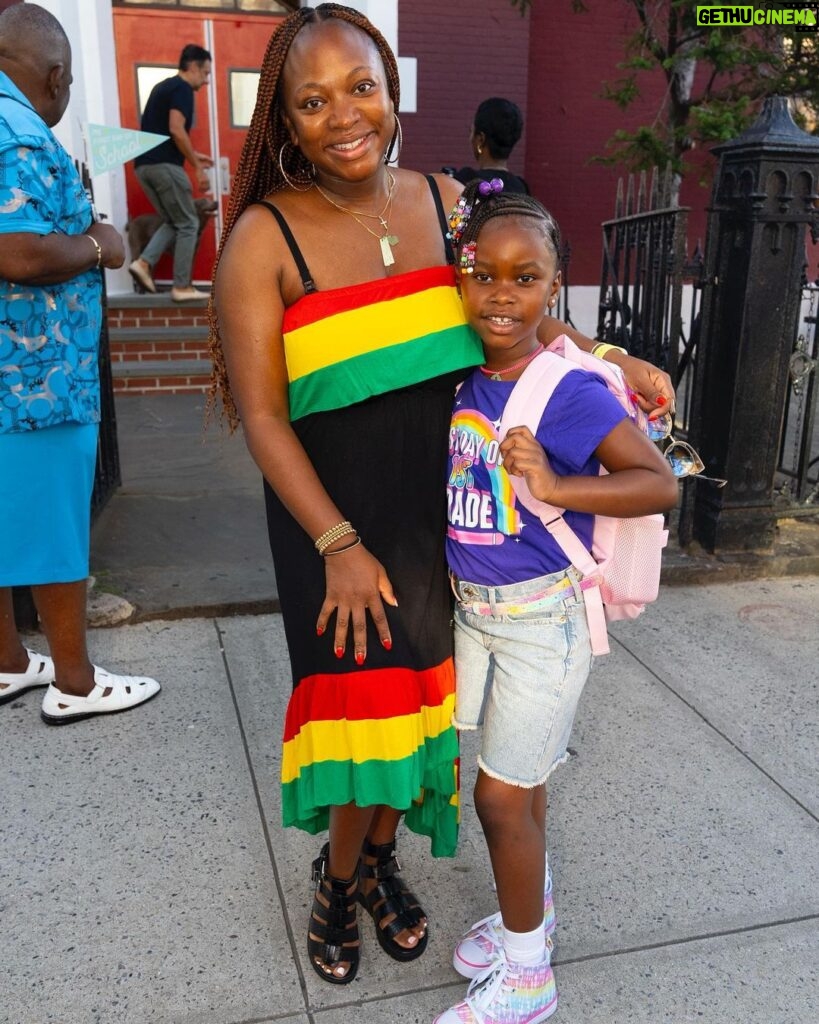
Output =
[{"x1": 775, "y1": 279, "x2": 819, "y2": 512}]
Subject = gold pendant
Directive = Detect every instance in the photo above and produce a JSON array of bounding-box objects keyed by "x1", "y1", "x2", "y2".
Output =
[{"x1": 379, "y1": 234, "x2": 399, "y2": 267}]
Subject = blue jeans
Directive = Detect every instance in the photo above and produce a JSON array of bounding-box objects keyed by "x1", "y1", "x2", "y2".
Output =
[
  {"x1": 452, "y1": 569, "x2": 593, "y2": 787},
  {"x1": 135, "y1": 163, "x2": 199, "y2": 287}
]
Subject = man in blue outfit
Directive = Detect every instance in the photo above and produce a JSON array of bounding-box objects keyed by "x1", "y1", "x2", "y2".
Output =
[
  {"x1": 128, "y1": 44, "x2": 213, "y2": 302},
  {"x1": 0, "y1": 3, "x2": 160, "y2": 723}
]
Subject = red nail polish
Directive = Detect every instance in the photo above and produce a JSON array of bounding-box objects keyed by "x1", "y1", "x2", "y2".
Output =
[
  {"x1": 656, "y1": 395, "x2": 668, "y2": 405},
  {"x1": 355, "y1": 652, "x2": 365, "y2": 665},
  {"x1": 335, "y1": 646, "x2": 344, "y2": 659},
  {"x1": 381, "y1": 637, "x2": 392, "y2": 651},
  {"x1": 316, "y1": 625, "x2": 325, "y2": 636}
]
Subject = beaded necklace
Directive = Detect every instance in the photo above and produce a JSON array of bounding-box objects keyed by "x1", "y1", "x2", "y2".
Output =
[
  {"x1": 479, "y1": 344, "x2": 543, "y2": 381},
  {"x1": 314, "y1": 171, "x2": 399, "y2": 267}
]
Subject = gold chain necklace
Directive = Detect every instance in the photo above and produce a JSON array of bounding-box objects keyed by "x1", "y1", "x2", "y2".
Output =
[{"x1": 314, "y1": 171, "x2": 399, "y2": 267}]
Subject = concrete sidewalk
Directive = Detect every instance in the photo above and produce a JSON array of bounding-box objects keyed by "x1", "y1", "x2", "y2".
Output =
[{"x1": 5, "y1": 394, "x2": 819, "y2": 1023}]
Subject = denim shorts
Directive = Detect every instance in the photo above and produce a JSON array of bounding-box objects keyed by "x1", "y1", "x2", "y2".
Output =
[{"x1": 452, "y1": 568, "x2": 593, "y2": 788}]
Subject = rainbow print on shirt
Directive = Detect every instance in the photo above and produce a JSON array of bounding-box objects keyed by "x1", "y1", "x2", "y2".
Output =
[{"x1": 447, "y1": 408, "x2": 521, "y2": 544}]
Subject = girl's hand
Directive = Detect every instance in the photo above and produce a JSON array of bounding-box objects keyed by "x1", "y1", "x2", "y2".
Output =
[
  {"x1": 316, "y1": 544, "x2": 397, "y2": 665},
  {"x1": 500, "y1": 426, "x2": 559, "y2": 505},
  {"x1": 608, "y1": 352, "x2": 675, "y2": 418}
]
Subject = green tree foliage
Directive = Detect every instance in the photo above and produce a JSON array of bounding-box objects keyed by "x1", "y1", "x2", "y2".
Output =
[{"x1": 574, "y1": 1, "x2": 818, "y2": 180}]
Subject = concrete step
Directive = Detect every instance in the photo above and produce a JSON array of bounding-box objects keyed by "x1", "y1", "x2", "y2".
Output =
[
  {"x1": 109, "y1": 325, "x2": 209, "y2": 342},
  {"x1": 111, "y1": 357, "x2": 211, "y2": 396}
]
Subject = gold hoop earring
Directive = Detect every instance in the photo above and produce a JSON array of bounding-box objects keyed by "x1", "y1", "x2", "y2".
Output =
[
  {"x1": 385, "y1": 114, "x2": 402, "y2": 165},
  {"x1": 278, "y1": 141, "x2": 315, "y2": 192}
]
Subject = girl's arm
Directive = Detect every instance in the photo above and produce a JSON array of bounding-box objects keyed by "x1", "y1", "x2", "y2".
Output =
[
  {"x1": 215, "y1": 208, "x2": 396, "y2": 662},
  {"x1": 536, "y1": 316, "x2": 674, "y2": 417},
  {"x1": 501, "y1": 418, "x2": 679, "y2": 518}
]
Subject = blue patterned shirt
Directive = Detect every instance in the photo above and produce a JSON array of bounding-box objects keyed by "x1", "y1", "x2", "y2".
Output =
[{"x1": 0, "y1": 71, "x2": 102, "y2": 433}]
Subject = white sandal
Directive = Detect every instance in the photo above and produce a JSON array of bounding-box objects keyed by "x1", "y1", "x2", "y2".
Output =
[
  {"x1": 0, "y1": 649, "x2": 56, "y2": 706},
  {"x1": 41, "y1": 666, "x2": 160, "y2": 725}
]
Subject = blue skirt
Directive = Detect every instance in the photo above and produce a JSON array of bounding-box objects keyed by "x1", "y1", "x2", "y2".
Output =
[{"x1": 0, "y1": 423, "x2": 98, "y2": 585}]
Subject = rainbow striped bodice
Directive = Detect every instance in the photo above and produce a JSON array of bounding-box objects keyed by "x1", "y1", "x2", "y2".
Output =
[{"x1": 281, "y1": 265, "x2": 483, "y2": 421}]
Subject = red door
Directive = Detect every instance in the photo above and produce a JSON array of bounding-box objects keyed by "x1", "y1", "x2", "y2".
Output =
[{"x1": 113, "y1": 9, "x2": 283, "y2": 286}]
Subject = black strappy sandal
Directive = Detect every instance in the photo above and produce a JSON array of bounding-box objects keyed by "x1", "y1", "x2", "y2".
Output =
[
  {"x1": 307, "y1": 843, "x2": 360, "y2": 985},
  {"x1": 357, "y1": 838, "x2": 429, "y2": 962}
]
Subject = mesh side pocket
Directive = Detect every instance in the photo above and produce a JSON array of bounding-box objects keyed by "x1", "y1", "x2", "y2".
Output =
[{"x1": 601, "y1": 514, "x2": 667, "y2": 607}]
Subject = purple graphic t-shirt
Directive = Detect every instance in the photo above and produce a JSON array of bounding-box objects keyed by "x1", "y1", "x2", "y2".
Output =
[{"x1": 446, "y1": 366, "x2": 626, "y2": 586}]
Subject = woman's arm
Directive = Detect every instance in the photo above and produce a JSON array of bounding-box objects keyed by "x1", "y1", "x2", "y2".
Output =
[
  {"x1": 536, "y1": 316, "x2": 675, "y2": 416},
  {"x1": 501, "y1": 418, "x2": 679, "y2": 518},
  {"x1": 215, "y1": 208, "x2": 395, "y2": 662}
]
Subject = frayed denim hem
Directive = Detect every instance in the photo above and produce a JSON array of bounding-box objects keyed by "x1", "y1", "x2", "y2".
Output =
[{"x1": 477, "y1": 749, "x2": 571, "y2": 789}]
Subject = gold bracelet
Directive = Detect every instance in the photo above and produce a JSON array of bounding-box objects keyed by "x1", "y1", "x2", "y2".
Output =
[
  {"x1": 592, "y1": 342, "x2": 627, "y2": 360},
  {"x1": 87, "y1": 234, "x2": 102, "y2": 269},
  {"x1": 322, "y1": 536, "x2": 362, "y2": 557},
  {"x1": 314, "y1": 520, "x2": 355, "y2": 555}
]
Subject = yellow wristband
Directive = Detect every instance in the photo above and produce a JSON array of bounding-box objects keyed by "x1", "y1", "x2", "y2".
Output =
[{"x1": 592, "y1": 342, "x2": 627, "y2": 360}]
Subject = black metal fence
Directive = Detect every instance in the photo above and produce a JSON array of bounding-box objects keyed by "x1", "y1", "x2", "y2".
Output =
[
  {"x1": 596, "y1": 166, "x2": 688, "y2": 382},
  {"x1": 775, "y1": 279, "x2": 819, "y2": 512},
  {"x1": 597, "y1": 162, "x2": 818, "y2": 531},
  {"x1": 78, "y1": 161, "x2": 121, "y2": 520}
]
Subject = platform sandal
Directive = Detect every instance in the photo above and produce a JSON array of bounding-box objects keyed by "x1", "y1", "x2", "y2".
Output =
[
  {"x1": 358, "y1": 837, "x2": 429, "y2": 962},
  {"x1": 307, "y1": 842, "x2": 360, "y2": 985}
]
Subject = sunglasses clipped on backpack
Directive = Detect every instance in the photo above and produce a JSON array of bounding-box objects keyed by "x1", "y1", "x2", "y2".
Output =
[{"x1": 647, "y1": 414, "x2": 727, "y2": 488}]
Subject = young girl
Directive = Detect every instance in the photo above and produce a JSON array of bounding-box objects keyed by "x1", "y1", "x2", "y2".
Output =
[{"x1": 435, "y1": 181, "x2": 678, "y2": 1024}]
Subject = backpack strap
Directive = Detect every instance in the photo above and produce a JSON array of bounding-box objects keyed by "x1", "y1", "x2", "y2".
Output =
[{"x1": 499, "y1": 350, "x2": 611, "y2": 655}]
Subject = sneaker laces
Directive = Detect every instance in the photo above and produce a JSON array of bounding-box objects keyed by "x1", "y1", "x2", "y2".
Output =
[
  {"x1": 463, "y1": 953, "x2": 513, "y2": 1022},
  {"x1": 464, "y1": 910, "x2": 503, "y2": 947}
]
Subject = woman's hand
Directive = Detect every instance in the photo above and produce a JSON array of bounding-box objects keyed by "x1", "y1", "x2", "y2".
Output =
[
  {"x1": 500, "y1": 426, "x2": 559, "y2": 505},
  {"x1": 317, "y1": 544, "x2": 397, "y2": 665},
  {"x1": 607, "y1": 351, "x2": 675, "y2": 418}
]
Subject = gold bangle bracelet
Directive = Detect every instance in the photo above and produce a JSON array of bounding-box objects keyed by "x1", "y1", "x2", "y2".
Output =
[
  {"x1": 87, "y1": 234, "x2": 103, "y2": 269},
  {"x1": 322, "y1": 536, "x2": 362, "y2": 557},
  {"x1": 315, "y1": 521, "x2": 355, "y2": 555}
]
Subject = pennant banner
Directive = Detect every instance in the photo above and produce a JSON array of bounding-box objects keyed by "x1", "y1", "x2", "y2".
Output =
[{"x1": 86, "y1": 123, "x2": 168, "y2": 176}]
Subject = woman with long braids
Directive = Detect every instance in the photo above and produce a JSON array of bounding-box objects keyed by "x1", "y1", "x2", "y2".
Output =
[{"x1": 208, "y1": 3, "x2": 674, "y2": 987}]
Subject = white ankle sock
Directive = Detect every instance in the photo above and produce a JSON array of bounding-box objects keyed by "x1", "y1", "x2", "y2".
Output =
[{"x1": 502, "y1": 923, "x2": 547, "y2": 965}]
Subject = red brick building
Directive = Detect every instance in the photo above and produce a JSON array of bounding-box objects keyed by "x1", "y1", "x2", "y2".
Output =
[{"x1": 399, "y1": 0, "x2": 712, "y2": 293}]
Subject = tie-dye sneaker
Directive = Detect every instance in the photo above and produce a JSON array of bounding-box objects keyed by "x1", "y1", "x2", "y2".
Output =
[
  {"x1": 434, "y1": 952, "x2": 557, "y2": 1024},
  {"x1": 453, "y1": 872, "x2": 556, "y2": 980}
]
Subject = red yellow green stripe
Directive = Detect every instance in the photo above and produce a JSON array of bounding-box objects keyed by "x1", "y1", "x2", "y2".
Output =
[
  {"x1": 281, "y1": 658, "x2": 460, "y2": 857},
  {"x1": 281, "y1": 267, "x2": 483, "y2": 421}
]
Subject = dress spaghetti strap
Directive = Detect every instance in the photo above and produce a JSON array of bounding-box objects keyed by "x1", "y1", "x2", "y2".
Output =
[
  {"x1": 255, "y1": 201, "x2": 317, "y2": 295},
  {"x1": 258, "y1": 179, "x2": 453, "y2": 295}
]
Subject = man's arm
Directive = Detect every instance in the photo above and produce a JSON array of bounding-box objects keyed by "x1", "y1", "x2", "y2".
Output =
[
  {"x1": 168, "y1": 109, "x2": 211, "y2": 192},
  {"x1": 0, "y1": 224, "x2": 124, "y2": 285}
]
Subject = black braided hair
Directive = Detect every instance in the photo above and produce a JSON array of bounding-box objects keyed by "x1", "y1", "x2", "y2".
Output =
[{"x1": 453, "y1": 179, "x2": 562, "y2": 267}]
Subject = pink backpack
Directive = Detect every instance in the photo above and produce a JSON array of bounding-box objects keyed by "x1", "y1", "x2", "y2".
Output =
[{"x1": 498, "y1": 334, "x2": 668, "y2": 655}]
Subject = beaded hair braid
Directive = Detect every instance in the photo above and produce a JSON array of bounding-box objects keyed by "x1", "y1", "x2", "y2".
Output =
[
  {"x1": 206, "y1": 3, "x2": 401, "y2": 430},
  {"x1": 450, "y1": 179, "x2": 562, "y2": 274}
]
